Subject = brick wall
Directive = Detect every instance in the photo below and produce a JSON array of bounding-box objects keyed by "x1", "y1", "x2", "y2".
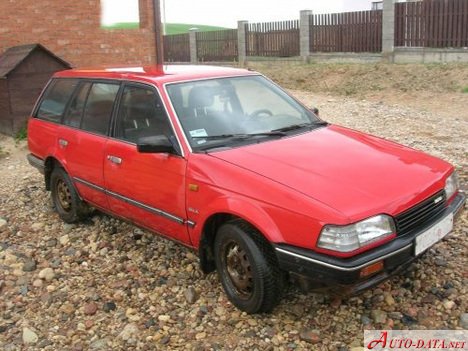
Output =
[{"x1": 0, "y1": 0, "x2": 157, "y2": 67}]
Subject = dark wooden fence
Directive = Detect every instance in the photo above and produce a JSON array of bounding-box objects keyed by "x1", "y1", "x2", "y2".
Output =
[
  {"x1": 196, "y1": 29, "x2": 238, "y2": 61},
  {"x1": 395, "y1": 0, "x2": 468, "y2": 48},
  {"x1": 246, "y1": 20, "x2": 300, "y2": 57},
  {"x1": 309, "y1": 10, "x2": 383, "y2": 52},
  {"x1": 163, "y1": 33, "x2": 190, "y2": 62}
]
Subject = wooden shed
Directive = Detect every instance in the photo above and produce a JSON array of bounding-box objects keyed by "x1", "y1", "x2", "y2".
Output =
[{"x1": 0, "y1": 44, "x2": 72, "y2": 136}]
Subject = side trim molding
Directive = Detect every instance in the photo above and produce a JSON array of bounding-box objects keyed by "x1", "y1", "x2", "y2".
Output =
[{"x1": 73, "y1": 177, "x2": 191, "y2": 226}]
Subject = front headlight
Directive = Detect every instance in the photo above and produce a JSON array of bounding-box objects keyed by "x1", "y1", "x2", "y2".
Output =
[
  {"x1": 318, "y1": 215, "x2": 395, "y2": 253},
  {"x1": 444, "y1": 171, "x2": 459, "y2": 200}
]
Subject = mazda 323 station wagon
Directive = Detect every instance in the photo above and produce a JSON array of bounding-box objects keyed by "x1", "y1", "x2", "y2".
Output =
[{"x1": 27, "y1": 65, "x2": 465, "y2": 313}]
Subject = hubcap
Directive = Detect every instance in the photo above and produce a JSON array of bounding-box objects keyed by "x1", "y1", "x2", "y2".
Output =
[
  {"x1": 224, "y1": 241, "x2": 253, "y2": 299},
  {"x1": 56, "y1": 180, "x2": 72, "y2": 212}
]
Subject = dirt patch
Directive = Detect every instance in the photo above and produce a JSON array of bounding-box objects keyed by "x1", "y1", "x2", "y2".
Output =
[{"x1": 250, "y1": 62, "x2": 468, "y2": 119}]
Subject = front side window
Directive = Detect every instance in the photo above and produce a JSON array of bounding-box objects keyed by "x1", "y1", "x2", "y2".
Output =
[
  {"x1": 114, "y1": 85, "x2": 174, "y2": 144},
  {"x1": 36, "y1": 79, "x2": 79, "y2": 122},
  {"x1": 166, "y1": 75, "x2": 322, "y2": 151},
  {"x1": 81, "y1": 83, "x2": 120, "y2": 135}
]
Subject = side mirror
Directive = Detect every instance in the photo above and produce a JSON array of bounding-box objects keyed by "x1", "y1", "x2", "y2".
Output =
[
  {"x1": 311, "y1": 107, "x2": 319, "y2": 116},
  {"x1": 137, "y1": 135, "x2": 178, "y2": 154}
]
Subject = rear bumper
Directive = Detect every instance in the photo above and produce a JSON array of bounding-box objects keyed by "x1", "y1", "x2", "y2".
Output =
[
  {"x1": 27, "y1": 153, "x2": 45, "y2": 174},
  {"x1": 274, "y1": 191, "x2": 466, "y2": 295}
]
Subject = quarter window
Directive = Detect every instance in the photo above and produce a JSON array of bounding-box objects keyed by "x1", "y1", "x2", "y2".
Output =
[
  {"x1": 115, "y1": 85, "x2": 173, "y2": 143},
  {"x1": 36, "y1": 79, "x2": 79, "y2": 122},
  {"x1": 81, "y1": 83, "x2": 120, "y2": 136}
]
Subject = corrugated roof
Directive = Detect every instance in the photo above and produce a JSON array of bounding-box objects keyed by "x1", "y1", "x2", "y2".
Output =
[{"x1": 0, "y1": 43, "x2": 72, "y2": 78}]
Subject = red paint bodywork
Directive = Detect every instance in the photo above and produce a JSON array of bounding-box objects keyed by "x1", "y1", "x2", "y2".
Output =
[{"x1": 28, "y1": 65, "x2": 454, "y2": 258}]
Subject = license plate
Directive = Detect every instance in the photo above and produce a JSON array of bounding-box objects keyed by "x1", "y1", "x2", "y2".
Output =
[{"x1": 414, "y1": 213, "x2": 453, "y2": 256}]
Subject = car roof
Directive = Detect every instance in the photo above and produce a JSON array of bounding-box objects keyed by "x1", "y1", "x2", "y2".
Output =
[{"x1": 54, "y1": 65, "x2": 259, "y2": 85}]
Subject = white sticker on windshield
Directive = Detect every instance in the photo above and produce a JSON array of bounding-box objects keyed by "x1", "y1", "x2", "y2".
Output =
[{"x1": 190, "y1": 129, "x2": 208, "y2": 137}]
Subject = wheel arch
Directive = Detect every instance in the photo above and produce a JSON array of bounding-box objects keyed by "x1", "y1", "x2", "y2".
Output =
[
  {"x1": 197, "y1": 203, "x2": 283, "y2": 274},
  {"x1": 44, "y1": 156, "x2": 66, "y2": 190}
]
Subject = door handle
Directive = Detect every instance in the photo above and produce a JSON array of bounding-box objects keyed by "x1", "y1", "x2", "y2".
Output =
[
  {"x1": 58, "y1": 139, "x2": 68, "y2": 147},
  {"x1": 107, "y1": 155, "x2": 122, "y2": 165}
]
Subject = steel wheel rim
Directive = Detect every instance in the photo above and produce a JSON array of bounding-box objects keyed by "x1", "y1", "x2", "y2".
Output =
[
  {"x1": 223, "y1": 240, "x2": 253, "y2": 299},
  {"x1": 56, "y1": 179, "x2": 72, "y2": 212}
]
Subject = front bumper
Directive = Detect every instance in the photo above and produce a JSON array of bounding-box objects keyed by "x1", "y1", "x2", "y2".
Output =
[{"x1": 274, "y1": 192, "x2": 466, "y2": 295}]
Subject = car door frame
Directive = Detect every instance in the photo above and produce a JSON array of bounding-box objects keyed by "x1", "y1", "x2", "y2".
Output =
[{"x1": 103, "y1": 79, "x2": 191, "y2": 245}]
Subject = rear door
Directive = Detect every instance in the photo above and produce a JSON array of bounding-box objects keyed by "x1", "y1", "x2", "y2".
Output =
[
  {"x1": 103, "y1": 82, "x2": 190, "y2": 244},
  {"x1": 58, "y1": 81, "x2": 120, "y2": 210}
]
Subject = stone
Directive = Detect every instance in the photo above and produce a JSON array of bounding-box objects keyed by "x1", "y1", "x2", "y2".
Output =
[
  {"x1": 103, "y1": 301, "x2": 117, "y2": 312},
  {"x1": 23, "y1": 258, "x2": 37, "y2": 272},
  {"x1": 32, "y1": 279, "x2": 43, "y2": 288},
  {"x1": 371, "y1": 310, "x2": 387, "y2": 324},
  {"x1": 195, "y1": 332, "x2": 206, "y2": 340},
  {"x1": 0, "y1": 218, "x2": 7, "y2": 229},
  {"x1": 22, "y1": 327, "x2": 38, "y2": 344},
  {"x1": 443, "y1": 300, "x2": 455, "y2": 310},
  {"x1": 384, "y1": 293, "x2": 395, "y2": 306},
  {"x1": 459, "y1": 313, "x2": 468, "y2": 329},
  {"x1": 158, "y1": 315, "x2": 170, "y2": 322},
  {"x1": 119, "y1": 323, "x2": 139, "y2": 341},
  {"x1": 38, "y1": 268, "x2": 55, "y2": 281},
  {"x1": 388, "y1": 312, "x2": 403, "y2": 320},
  {"x1": 84, "y1": 302, "x2": 98, "y2": 315},
  {"x1": 31, "y1": 223, "x2": 44, "y2": 231},
  {"x1": 184, "y1": 286, "x2": 198, "y2": 304},
  {"x1": 59, "y1": 235, "x2": 69, "y2": 245},
  {"x1": 299, "y1": 328, "x2": 321, "y2": 344},
  {"x1": 361, "y1": 315, "x2": 372, "y2": 325}
]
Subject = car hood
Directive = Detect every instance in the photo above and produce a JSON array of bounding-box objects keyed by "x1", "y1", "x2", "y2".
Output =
[{"x1": 210, "y1": 125, "x2": 451, "y2": 222}]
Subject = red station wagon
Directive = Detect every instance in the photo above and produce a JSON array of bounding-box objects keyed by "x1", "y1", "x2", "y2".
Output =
[{"x1": 27, "y1": 65, "x2": 465, "y2": 313}]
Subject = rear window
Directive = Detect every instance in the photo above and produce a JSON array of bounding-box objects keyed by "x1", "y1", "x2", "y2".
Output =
[{"x1": 36, "y1": 79, "x2": 79, "y2": 122}]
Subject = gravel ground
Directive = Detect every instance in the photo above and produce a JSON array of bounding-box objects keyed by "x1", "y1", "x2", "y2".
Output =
[{"x1": 0, "y1": 92, "x2": 467, "y2": 351}]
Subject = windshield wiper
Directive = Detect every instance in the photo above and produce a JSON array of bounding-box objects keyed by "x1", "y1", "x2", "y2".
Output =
[
  {"x1": 192, "y1": 131, "x2": 286, "y2": 140},
  {"x1": 271, "y1": 121, "x2": 328, "y2": 133}
]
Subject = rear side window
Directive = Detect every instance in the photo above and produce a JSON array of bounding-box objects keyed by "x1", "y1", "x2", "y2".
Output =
[
  {"x1": 81, "y1": 83, "x2": 120, "y2": 135},
  {"x1": 36, "y1": 79, "x2": 79, "y2": 122},
  {"x1": 63, "y1": 82, "x2": 92, "y2": 128}
]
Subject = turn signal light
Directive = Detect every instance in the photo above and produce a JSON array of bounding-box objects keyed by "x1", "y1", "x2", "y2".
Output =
[{"x1": 359, "y1": 261, "x2": 384, "y2": 278}]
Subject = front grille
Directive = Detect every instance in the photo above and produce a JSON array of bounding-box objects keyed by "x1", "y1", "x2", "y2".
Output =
[{"x1": 395, "y1": 190, "x2": 446, "y2": 236}]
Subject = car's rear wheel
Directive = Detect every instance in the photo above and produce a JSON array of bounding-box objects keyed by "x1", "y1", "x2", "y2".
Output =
[
  {"x1": 214, "y1": 219, "x2": 284, "y2": 313},
  {"x1": 50, "y1": 167, "x2": 90, "y2": 223}
]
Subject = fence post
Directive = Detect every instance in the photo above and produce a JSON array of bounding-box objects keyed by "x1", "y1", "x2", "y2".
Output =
[
  {"x1": 300, "y1": 10, "x2": 312, "y2": 62},
  {"x1": 237, "y1": 20, "x2": 248, "y2": 66},
  {"x1": 382, "y1": 0, "x2": 395, "y2": 61},
  {"x1": 189, "y1": 28, "x2": 198, "y2": 64}
]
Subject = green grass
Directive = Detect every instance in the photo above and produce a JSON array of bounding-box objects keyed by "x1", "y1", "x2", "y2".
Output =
[
  {"x1": 15, "y1": 127, "x2": 27, "y2": 143},
  {"x1": 101, "y1": 22, "x2": 230, "y2": 34},
  {"x1": 102, "y1": 22, "x2": 140, "y2": 30},
  {"x1": 164, "y1": 23, "x2": 230, "y2": 35},
  {"x1": 462, "y1": 86, "x2": 468, "y2": 93}
]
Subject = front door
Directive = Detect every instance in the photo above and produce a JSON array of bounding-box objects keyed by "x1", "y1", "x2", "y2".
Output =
[{"x1": 103, "y1": 83, "x2": 189, "y2": 244}]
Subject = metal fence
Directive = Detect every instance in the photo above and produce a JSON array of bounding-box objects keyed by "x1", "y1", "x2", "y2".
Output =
[
  {"x1": 163, "y1": 33, "x2": 190, "y2": 62},
  {"x1": 196, "y1": 29, "x2": 238, "y2": 61},
  {"x1": 246, "y1": 20, "x2": 300, "y2": 57},
  {"x1": 395, "y1": 0, "x2": 468, "y2": 48},
  {"x1": 309, "y1": 10, "x2": 383, "y2": 52}
]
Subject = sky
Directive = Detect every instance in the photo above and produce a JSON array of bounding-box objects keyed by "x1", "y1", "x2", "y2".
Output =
[{"x1": 101, "y1": 0, "x2": 374, "y2": 28}]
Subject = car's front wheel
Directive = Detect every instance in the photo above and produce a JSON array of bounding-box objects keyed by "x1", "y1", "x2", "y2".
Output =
[
  {"x1": 214, "y1": 219, "x2": 284, "y2": 313},
  {"x1": 50, "y1": 167, "x2": 90, "y2": 223}
]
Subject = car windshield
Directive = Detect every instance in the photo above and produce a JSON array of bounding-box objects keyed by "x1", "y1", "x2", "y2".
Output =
[{"x1": 166, "y1": 75, "x2": 324, "y2": 151}]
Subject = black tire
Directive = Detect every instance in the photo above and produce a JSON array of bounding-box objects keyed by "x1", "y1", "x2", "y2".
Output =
[
  {"x1": 214, "y1": 219, "x2": 284, "y2": 314},
  {"x1": 50, "y1": 167, "x2": 90, "y2": 223}
]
